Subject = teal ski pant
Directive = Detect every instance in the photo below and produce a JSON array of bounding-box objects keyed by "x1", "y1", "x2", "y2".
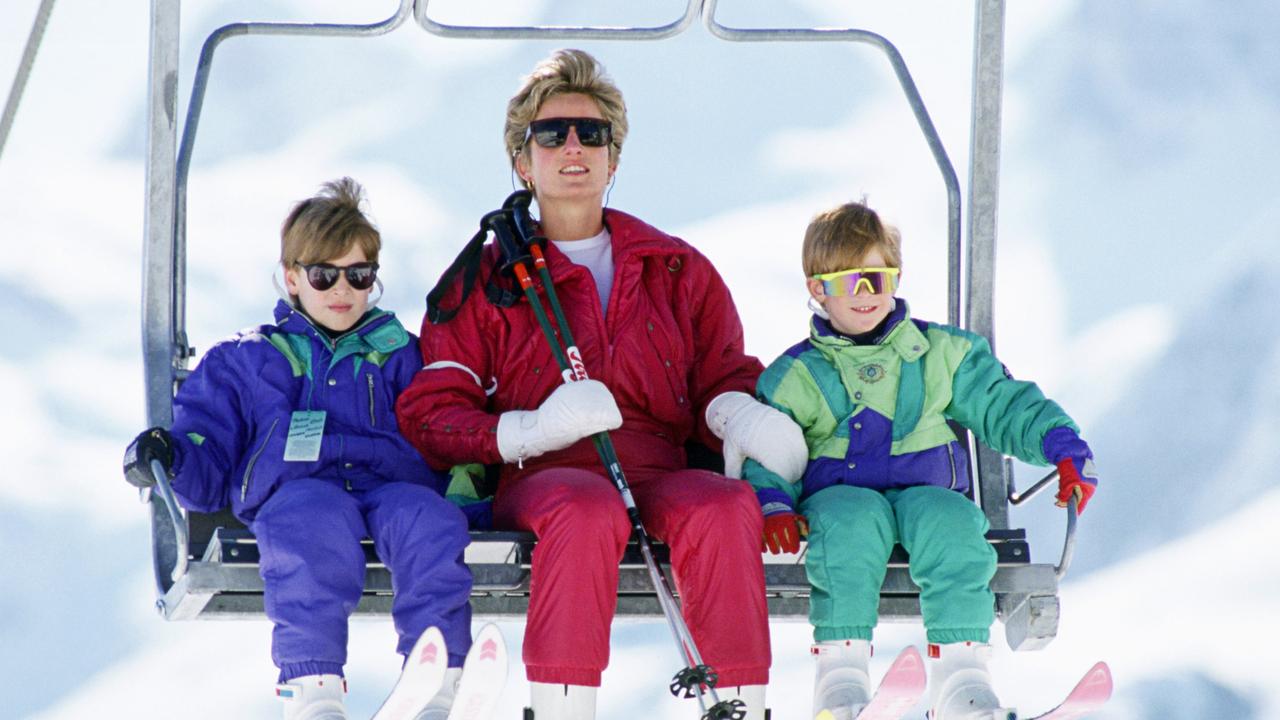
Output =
[{"x1": 800, "y1": 484, "x2": 996, "y2": 644}]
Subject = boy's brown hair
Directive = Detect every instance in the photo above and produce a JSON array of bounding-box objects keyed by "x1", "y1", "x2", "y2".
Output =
[
  {"x1": 280, "y1": 177, "x2": 380, "y2": 268},
  {"x1": 504, "y1": 48, "x2": 628, "y2": 186},
  {"x1": 802, "y1": 201, "x2": 902, "y2": 277}
]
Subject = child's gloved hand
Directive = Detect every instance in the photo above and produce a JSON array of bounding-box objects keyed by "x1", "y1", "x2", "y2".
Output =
[
  {"x1": 1042, "y1": 426, "x2": 1098, "y2": 513},
  {"x1": 761, "y1": 504, "x2": 808, "y2": 554},
  {"x1": 123, "y1": 427, "x2": 174, "y2": 488},
  {"x1": 706, "y1": 391, "x2": 808, "y2": 481},
  {"x1": 1055, "y1": 457, "x2": 1098, "y2": 513}
]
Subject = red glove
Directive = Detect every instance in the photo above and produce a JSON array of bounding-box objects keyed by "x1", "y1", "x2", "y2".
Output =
[
  {"x1": 1055, "y1": 457, "x2": 1098, "y2": 514},
  {"x1": 762, "y1": 512, "x2": 808, "y2": 554}
]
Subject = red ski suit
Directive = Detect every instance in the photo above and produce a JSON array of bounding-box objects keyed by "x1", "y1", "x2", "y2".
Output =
[{"x1": 397, "y1": 209, "x2": 770, "y2": 687}]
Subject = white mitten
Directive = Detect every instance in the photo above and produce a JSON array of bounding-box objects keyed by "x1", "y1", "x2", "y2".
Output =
[
  {"x1": 705, "y1": 391, "x2": 808, "y2": 480},
  {"x1": 497, "y1": 379, "x2": 623, "y2": 464}
]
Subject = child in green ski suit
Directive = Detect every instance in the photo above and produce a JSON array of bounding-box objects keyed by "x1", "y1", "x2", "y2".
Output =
[{"x1": 744, "y1": 201, "x2": 1099, "y2": 720}]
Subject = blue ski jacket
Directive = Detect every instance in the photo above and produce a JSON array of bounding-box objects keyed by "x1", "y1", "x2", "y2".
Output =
[{"x1": 169, "y1": 300, "x2": 447, "y2": 523}]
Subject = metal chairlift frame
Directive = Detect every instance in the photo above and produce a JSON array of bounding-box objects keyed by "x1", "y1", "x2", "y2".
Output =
[{"x1": 139, "y1": 0, "x2": 1075, "y2": 651}]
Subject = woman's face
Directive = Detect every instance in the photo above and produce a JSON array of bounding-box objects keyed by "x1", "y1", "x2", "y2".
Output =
[{"x1": 516, "y1": 92, "x2": 615, "y2": 207}]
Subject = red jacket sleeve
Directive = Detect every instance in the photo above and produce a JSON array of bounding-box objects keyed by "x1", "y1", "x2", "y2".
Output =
[
  {"x1": 681, "y1": 248, "x2": 764, "y2": 449},
  {"x1": 395, "y1": 267, "x2": 507, "y2": 469}
]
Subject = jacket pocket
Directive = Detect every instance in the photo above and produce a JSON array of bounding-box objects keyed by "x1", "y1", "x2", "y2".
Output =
[{"x1": 241, "y1": 418, "x2": 279, "y2": 502}]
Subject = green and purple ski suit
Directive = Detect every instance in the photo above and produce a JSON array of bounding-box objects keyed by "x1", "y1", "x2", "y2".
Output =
[{"x1": 744, "y1": 300, "x2": 1082, "y2": 644}]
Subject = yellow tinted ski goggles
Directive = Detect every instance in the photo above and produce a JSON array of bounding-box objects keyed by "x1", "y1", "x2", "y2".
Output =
[{"x1": 811, "y1": 267, "x2": 900, "y2": 296}]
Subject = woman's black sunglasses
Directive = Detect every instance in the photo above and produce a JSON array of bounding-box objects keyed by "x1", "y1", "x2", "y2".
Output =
[
  {"x1": 299, "y1": 262, "x2": 379, "y2": 291},
  {"x1": 525, "y1": 117, "x2": 613, "y2": 149}
]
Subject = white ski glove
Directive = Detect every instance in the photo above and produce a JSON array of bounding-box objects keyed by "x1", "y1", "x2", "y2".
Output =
[
  {"x1": 706, "y1": 391, "x2": 808, "y2": 481},
  {"x1": 497, "y1": 379, "x2": 623, "y2": 465}
]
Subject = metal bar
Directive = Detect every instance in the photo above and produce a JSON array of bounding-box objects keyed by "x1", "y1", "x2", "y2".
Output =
[
  {"x1": 144, "y1": 0, "x2": 181, "y2": 602},
  {"x1": 414, "y1": 0, "x2": 699, "y2": 40},
  {"x1": 1007, "y1": 468, "x2": 1079, "y2": 581},
  {"x1": 0, "y1": 0, "x2": 56, "y2": 161},
  {"x1": 172, "y1": 0, "x2": 413, "y2": 374},
  {"x1": 967, "y1": 0, "x2": 1010, "y2": 528},
  {"x1": 1008, "y1": 468, "x2": 1058, "y2": 506},
  {"x1": 703, "y1": 0, "x2": 963, "y2": 328},
  {"x1": 151, "y1": 459, "x2": 189, "y2": 582}
]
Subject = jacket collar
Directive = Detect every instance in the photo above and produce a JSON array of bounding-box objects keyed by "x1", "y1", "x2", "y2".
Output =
[
  {"x1": 809, "y1": 299, "x2": 928, "y2": 362},
  {"x1": 272, "y1": 299, "x2": 406, "y2": 355},
  {"x1": 535, "y1": 208, "x2": 692, "y2": 282}
]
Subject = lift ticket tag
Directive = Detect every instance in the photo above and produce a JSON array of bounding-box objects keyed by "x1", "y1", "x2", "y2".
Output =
[{"x1": 283, "y1": 410, "x2": 326, "y2": 461}]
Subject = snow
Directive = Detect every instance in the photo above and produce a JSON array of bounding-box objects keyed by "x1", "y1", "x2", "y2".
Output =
[{"x1": 3, "y1": 0, "x2": 1279, "y2": 717}]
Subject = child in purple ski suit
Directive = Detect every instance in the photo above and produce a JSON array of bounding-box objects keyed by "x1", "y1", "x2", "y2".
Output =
[{"x1": 123, "y1": 178, "x2": 472, "y2": 719}]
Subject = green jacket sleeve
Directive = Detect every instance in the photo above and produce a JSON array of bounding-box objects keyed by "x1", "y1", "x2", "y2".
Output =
[{"x1": 945, "y1": 331, "x2": 1078, "y2": 465}]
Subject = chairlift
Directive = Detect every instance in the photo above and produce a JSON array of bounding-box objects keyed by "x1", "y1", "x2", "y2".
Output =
[{"x1": 136, "y1": 0, "x2": 1076, "y2": 652}]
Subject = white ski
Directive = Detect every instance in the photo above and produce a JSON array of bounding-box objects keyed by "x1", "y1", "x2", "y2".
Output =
[
  {"x1": 372, "y1": 626, "x2": 450, "y2": 720},
  {"x1": 446, "y1": 623, "x2": 508, "y2": 720}
]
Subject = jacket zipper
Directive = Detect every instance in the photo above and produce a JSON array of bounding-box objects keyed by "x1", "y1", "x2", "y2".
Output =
[
  {"x1": 946, "y1": 442, "x2": 958, "y2": 490},
  {"x1": 241, "y1": 418, "x2": 279, "y2": 502},
  {"x1": 367, "y1": 373, "x2": 376, "y2": 427}
]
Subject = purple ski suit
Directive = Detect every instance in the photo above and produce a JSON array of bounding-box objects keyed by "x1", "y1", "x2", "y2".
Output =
[{"x1": 168, "y1": 300, "x2": 472, "y2": 679}]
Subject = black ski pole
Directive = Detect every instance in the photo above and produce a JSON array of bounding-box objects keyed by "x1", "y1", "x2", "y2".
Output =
[{"x1": 507, "y1": 237, "x2": 745, "y2": 720}]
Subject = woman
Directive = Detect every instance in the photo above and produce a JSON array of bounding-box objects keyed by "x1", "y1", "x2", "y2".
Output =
[{"x1": 396, "y1": 49, "x2": 807, "y2": 720}]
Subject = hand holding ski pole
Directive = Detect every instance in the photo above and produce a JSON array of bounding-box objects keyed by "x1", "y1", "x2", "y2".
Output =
[{"x1": 496, "y1": 380, "x2": 622, "y2": 465}]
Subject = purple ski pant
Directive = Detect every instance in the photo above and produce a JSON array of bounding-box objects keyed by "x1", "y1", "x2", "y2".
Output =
[{"x1": 250, "y1": 478, "x2": 472, "y2": 682}]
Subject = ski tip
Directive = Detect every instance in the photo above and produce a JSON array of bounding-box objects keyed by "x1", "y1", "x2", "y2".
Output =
[
  {"x1": 411, "y1": 626, "x2": 447, "y2": 668},
  {"x1": 1083, "y1": 661, "x2": 1113, "y2": 698},
  {"x1": 470, "y1": 623, "x2": 509, "y2": 668},
  {"x1": 815, "y1": 711, "x2": 836, "y2": 720}
]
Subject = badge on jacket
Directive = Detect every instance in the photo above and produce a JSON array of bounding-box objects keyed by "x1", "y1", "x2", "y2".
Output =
[{"x1": 284, "y1": 410, "x2": 326, "y2": 461}]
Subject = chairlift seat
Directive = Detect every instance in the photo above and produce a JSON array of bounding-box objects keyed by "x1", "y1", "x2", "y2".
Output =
[{"x1": 159, "y1": 508, "x2": 1060, "y2": 649}]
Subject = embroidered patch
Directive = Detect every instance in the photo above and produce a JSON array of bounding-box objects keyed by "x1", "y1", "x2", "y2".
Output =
[{"x1": 858, "y1": 363, "x2": 887, "y2": 384}]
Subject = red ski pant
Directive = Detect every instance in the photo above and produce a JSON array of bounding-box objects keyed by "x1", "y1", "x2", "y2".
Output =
[{"x1": 493, "y1": 465, "x2": 771, "y2": 687}]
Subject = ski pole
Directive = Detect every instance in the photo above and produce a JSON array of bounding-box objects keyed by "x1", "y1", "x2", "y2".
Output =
[{"x1": 507, "y1": 248, "x2": 745, "y2": 720}]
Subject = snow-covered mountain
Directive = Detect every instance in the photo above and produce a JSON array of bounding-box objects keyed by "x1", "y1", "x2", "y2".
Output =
[{"x1": 2, "y1": 0, "x2": 1277, "y2": 717}]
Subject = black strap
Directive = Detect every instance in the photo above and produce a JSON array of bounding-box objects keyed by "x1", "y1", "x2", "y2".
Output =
[
  {"x1": 426, "y1": 191, "x2": 545, "y2": 325},
  {"x1": 425, "y1": 223, "x2": 490, "y2": 325}
]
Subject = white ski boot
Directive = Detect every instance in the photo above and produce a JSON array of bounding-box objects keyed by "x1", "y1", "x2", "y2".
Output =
[
  {"x1": 527, "y1": 682, "x2": 597, "y2": 720},
  {"x1": 926, "y1": 642, "x2": 1016, "y2": 720},
  {"x1": 413, "y1": 667, "x2": 461, "y2": 720},
  {"x1": 812, "y1": 639, "x2": 872, "y2": 720},
  {"x1": 276, "y1": 674, "x2": 348, "y2": 720},
  {"x1": 720, "y1": 684, "x2": 768, "y2": 720}
]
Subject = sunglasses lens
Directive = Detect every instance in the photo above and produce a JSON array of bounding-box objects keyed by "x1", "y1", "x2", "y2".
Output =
[
  {"x1": 529, "y1": 118, "x2": 611, "y2": 148},
  {"x1": 306, "y1": 265, "x2": 339, "y2": 291},
  {"x1": 574, "y1": 119, "x2": 610, "y2": 147},
  {"x1": 346, "y1": 263, "x2": 377, "y2": 290},
  {"x1": 821, "y1": 270, "x2": 896, "y2": 296}
]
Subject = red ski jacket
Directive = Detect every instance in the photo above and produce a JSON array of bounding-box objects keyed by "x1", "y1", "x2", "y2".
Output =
[{"x1": 396, "y1": 209, "x2": 763, "y2": 483}]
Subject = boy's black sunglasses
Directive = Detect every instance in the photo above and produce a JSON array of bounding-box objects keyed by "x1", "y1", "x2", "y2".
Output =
[
  {"x1": 525, "y1": 117, "x2": 613, "y2": 149},
  {"x1": 299, "y1": 262, "x2": 379, "y2": 291}
]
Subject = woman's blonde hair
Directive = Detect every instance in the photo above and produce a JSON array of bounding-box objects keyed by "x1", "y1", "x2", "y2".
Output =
[
  {"x1": 504, "y1": 49, "x2": 628, "y2": 188},
  {"x1": 802, "y1": 201, "x2": 902, "y2": 277}
]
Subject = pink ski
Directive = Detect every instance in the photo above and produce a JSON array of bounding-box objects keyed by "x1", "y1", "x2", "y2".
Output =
[
  {"x1": 446, "y1": 623, "x2": 508, "y2": 720},
  {"x1": 817, "y1": 645, "x2": 926, "y2": 720},
  {"x1": 856, "y1": 646, "x2": 927, "y2": 719},
  {"x1": 1026, "y1": 662, "x2": 1113, "y2": 720},
  {"x1": 372, "y1": 626, "x2": 450, "y2": 720}
]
